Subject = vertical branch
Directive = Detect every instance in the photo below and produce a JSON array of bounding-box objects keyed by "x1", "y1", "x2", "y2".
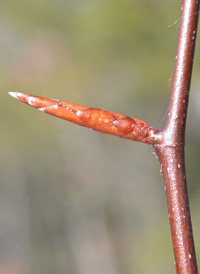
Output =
[
  {"x1": 164, "y1": 0, "x2": 199, "y2": 144},
  {"x1": 155, "y1": 1, "x2": 199, "y2": 273}
]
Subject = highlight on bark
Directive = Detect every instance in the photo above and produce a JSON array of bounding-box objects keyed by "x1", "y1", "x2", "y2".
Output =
[{"x1": 8, "y1": 92, "x2": 159, "y2": 144}]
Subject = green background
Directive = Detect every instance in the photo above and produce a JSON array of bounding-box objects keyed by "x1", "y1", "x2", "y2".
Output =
[{"x1": 1, "y1": 1, "x2": 200, "y2": 273}]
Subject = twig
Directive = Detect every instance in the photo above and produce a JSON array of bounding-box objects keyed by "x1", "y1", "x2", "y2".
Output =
[
  {"x1": 154, "y1": 0, "x2": 199, "y2": 273},
  {"x1": 8, "y1": 0, "x2": 200, "y2": 273}
]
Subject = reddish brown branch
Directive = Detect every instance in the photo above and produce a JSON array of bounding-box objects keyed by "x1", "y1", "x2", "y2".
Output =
[
  {"x1": 154, "y1": 1, "x2": 199, "y2": 273},
  {"x1": 163, "y1": 0, "x2": 199, "y2": 146},
  {"x1": 155, "y1": 145, "x2": 197, "y2": 273}
]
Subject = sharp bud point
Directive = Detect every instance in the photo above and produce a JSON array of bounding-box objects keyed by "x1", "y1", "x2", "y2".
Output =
[{"x1": 8, "y1": 91, "x2": 23, "y2": 100}]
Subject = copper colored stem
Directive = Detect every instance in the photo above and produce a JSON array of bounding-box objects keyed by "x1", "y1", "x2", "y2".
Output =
[{"x1": 154, "y1": 1, "x2": 199, "y2": 273}]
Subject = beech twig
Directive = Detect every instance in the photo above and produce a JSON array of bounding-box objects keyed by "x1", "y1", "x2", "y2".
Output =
[{"x1": 8, "y1": 0, "x2": 200, "y2": 273}]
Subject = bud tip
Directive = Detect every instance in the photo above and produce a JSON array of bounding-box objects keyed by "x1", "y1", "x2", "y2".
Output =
[{"x1": 8, "y1": 91, "x2": 23, "y2": 100}]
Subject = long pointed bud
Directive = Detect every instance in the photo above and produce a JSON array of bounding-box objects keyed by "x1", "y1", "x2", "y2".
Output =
[{"x1": 9, "y1": 92, "x2": 158, "y2": 144}]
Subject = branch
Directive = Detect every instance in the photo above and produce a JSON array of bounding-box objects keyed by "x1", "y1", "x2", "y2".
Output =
[
  {"x1": 163, "y1": 0, "x2": 199, "y2": 145},
  {"x1": 154, "y1": 1, "x2": 199, "y2": 273}
]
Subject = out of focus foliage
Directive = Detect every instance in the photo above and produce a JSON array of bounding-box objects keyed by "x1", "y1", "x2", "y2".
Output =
[{"x1": 1, "y1": 1, "x2": 200, "y2": 273}]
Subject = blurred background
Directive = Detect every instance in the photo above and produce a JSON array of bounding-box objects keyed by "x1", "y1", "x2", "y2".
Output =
[{"x1": 1, "y1": 0, "x2": 200, "y2": 273}]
